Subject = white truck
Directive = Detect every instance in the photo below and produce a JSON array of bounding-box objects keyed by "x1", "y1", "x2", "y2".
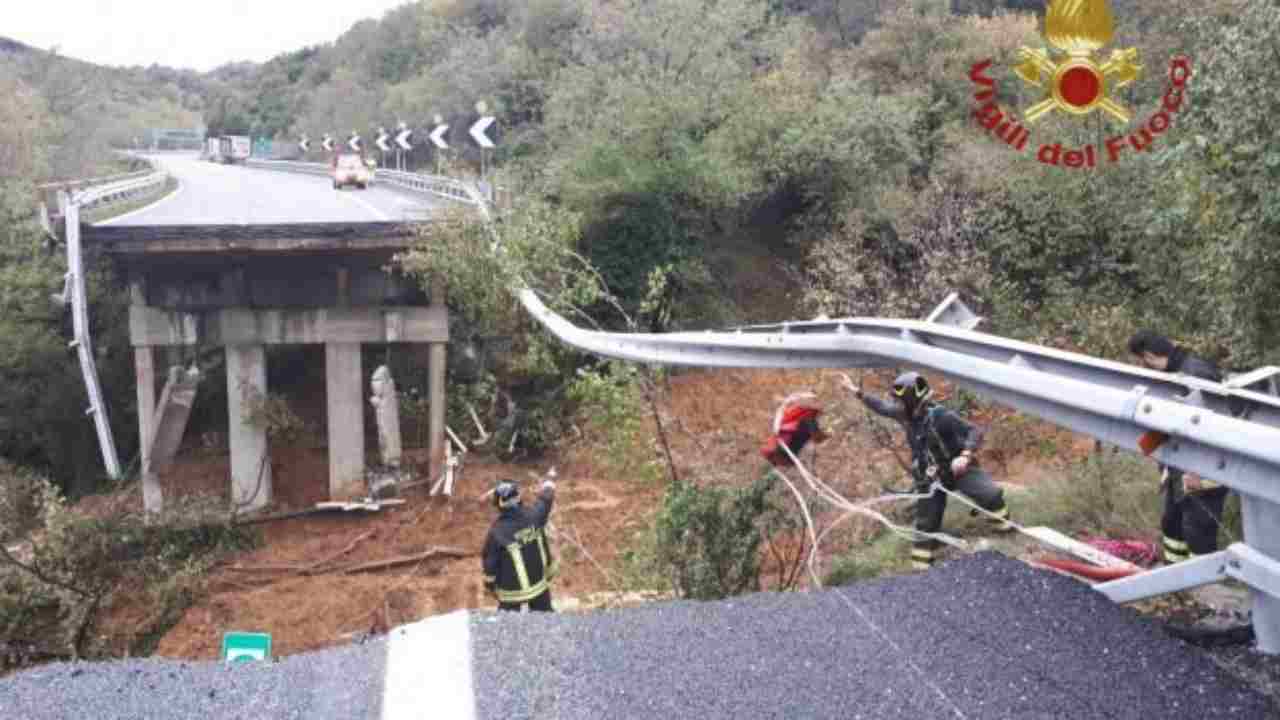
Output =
[
  {"x1": 217, "y1": 135, "x2": 252, "y2": 164},
  {"x1": 205, "y1": 137, "x2": 221, "y2": 162}
]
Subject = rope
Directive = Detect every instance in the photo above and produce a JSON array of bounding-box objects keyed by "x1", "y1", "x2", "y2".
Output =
[{"x1": 773, "y1": 431, "x2": 1066, "y2": 589}]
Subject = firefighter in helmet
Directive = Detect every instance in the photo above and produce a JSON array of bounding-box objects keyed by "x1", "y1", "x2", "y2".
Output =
[
  {"x1": 847, "y1": 372, "x2": 1014, "y2": 569},
  {"x1": 481, "y1": 476, "x2": 558, "y2": 612}
]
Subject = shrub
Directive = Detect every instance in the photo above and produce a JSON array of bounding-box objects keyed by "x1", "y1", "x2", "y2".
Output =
[
  {"x1": 0, "y1": 482, "x2": 256, "y2": 670},
  {"x1": 653, "y1": 472, "x2": 791, "y2": 600}
]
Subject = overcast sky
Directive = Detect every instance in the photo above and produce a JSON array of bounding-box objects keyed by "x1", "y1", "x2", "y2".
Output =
[{"x1": 5, "y1": 0, "x2": 414, "y2": 72}]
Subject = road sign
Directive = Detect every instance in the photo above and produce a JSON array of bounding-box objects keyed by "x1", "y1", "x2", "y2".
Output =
[
  {"x1": 469, "y1": 116, "x2": 496, "y2": 149},
  {"x1": 376, "y1": 128, "x2": 391, "y2": 152},
  {"x1": 222, "y1": 632, "x2": 272, "y2": 663},
  {"x1": 429, "y1": 124, "x2": 449, "y2": 150},
  {"x1": 322, "y1": 134, "x2": 334, "y2": 152},
  {"x1": 348, "y1": 133, "x2": 362, "y2": 152},
  {"x1": 396, "y1": 127, "x2": 413, "y2": 151},
  {"x1": 299, "y1": 135, "x2": 310, "y2": 152}
]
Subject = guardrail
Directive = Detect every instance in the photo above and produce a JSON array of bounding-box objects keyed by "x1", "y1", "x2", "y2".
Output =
[
  {"x1": 243, "y1": 159, "x2": 483, "y2": 206},
  {"x1": 74, "y1": 171, "x2": 170, "y2": 213},
  {"x1": 447, "y1": 176, "x2": 1280, "y2": 654},
  {"x1": 48, "y1": 165, "x2": 173, "y2": 483},
  {"x1": 37, "y1": 168, "x2": 154, "y2": 192}
]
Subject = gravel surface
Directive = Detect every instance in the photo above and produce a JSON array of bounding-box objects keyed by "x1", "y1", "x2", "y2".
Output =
[
  {"x1": 471, "y1": 552, "x2": 1276, "y2": 720},
  {"x1": 0, "y1": 634, "x2": 387, "y2": 719}
]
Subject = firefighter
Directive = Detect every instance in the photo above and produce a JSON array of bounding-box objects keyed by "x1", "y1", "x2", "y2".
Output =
[
  {"x1": 482, "y1": 477, "x2": 559, "y2": 612},
  {"x1": 1127, "y1": 330, "x2": 1230, "y2": 563},
  {"x1": 846, "y1": 372, "x2": 1013, "y2": 570}
]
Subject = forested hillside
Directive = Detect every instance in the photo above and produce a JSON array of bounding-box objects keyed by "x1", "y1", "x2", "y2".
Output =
[
  {"x1": 204, "y1": 0, "x2": 1278, "y2": 368},
  {"x1": 0, "y1": 38, "x2": 203, "y2": 179}
]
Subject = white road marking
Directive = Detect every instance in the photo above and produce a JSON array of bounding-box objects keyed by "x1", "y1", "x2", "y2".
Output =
[
  {"x1": 382, "y1": 609, "x2": 477, "y2": 720},
  {"x1": 341, "y1": 188, "x2": 393, "y2": 221},
  {"x1": 93, "y1": 177, "x2": 184, "y2": 226}
]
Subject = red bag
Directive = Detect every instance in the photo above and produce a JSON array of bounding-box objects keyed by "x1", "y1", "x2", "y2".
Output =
[{"x1": 762, "y1": 402, "x2": 827, "y2": 467}]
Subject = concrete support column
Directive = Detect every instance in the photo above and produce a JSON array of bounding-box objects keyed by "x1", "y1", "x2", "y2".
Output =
[
  {"x1": 135, "y1": 346, "x2": 161, "y2": 513},
  {"x1": 227, "y1": 344, "x2": 271, "y2": 512},
  {"x1": 427, "y1": 277, "x2": 447, "y2": 475},
  {"x1": 1242, "y1": 494, "x2": 1280, "y2": 653},
  {"x1": 326, "y1": 342, "x2": 365, "y2": 499}
]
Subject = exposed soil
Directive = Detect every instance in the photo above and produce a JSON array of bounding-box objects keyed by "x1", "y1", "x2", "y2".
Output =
[
  {"x1": 75, "y1": 367, "x2": 1277, "y2": 707},
  {"x1": 117, "y1": 367, "x2": 1081, "y2": 661}
]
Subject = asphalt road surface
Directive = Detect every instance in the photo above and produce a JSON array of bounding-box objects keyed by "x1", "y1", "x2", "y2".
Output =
[
  {"x1": 98, "y1": 153, "x2": 446, "y2": 226},
  {"x1": 2, "y1": 554, "x2": 1274, "y2": 719}
]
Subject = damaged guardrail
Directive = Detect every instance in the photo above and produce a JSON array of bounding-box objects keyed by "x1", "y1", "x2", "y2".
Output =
[
  {"x1": 50, "y1": 166, "x2": 172, "y2": 482},
  {"x1": 450, "y1": 179, "x2": 1280, "y2": 654}
]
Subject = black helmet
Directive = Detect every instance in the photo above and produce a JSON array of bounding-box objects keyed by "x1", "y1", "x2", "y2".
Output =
[
  {"x1": 494, "y1": 480, "x2": 520, "y2": 509},
  {"x1": 892, "y1": 372, "x2": 932, "y2": 408}
]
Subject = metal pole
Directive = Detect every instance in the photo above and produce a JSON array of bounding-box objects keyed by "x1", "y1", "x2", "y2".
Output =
[
  {"x1": 60, "y1": 192, "x2": 122, "y2": 480},
  {"x1": 1242, "y1": 493, "x2": 1280, "y2": 652}
]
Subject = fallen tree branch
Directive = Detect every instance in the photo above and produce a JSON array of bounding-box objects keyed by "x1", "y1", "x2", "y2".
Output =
[
  {"x1": 303, "y1": 530, "x2": 376, "y2": 575},
  {"x1": 0, "y1": 543, "x2": 93, "y2": 598},
  {"x1": 340, "y1": 547, "x2": 469, "y2": 575}
]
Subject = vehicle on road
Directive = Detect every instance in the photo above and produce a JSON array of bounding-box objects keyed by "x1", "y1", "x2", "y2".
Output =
[
  {"x1": 332, "y1": 153, "x2": 374, "y2": 190},
  {"x1": 216, "y1": 135, "x2": 251, "y2": 164}
]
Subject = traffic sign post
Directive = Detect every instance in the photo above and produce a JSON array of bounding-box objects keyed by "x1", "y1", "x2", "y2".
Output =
[
  {"x1": 430, "y1": 114, "x2": 449, "y2": 176},
  {"x1": 469, "y1": 115, "x2": 496, "y2": 181},
  {"x1": 222, "y1": 632, "x2": 272, "y2": 663},
  {"x1": 395, "y1": 122, "x2": 413, "y2": 172}
]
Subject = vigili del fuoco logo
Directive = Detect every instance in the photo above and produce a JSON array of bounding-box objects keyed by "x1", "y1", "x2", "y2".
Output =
[{"x1": 968, "y1": 0, "x2": 1191, "y2": 169}]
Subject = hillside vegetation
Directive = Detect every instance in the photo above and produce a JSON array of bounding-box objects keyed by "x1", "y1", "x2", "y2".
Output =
[{"x1": 200, "y1": 0, "x2": 1278, "y2": 366}]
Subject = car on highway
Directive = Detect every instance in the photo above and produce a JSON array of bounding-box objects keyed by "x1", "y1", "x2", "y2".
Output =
[{"x1": 332, "y1": 153, "x2": 374, "y2": 190}]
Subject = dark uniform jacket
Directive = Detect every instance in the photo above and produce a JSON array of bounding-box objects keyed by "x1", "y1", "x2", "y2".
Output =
[
  {"x1": 482, "y1": 487, "x2": 558, "y2": 604},
  {"x1": 861, "y1": 396, "x2": 983, "y2": 487},
  {"x1": 1167, "y1": 347, "x2": 1222, "y2": 383}
]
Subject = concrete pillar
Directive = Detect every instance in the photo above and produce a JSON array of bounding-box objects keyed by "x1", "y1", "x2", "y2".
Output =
[
  {"x1": 326, "y1": 342, "x2": 365, "y2": 499},
  {"x1": 428, "y1": 278, "x2": 447, "y2": 475},
  {"x1": 227, "y1": 344, "x2": 271, "y2": 511},
  {"x1": 135, "y1": 347, "x2": 161, "y2": 513}
]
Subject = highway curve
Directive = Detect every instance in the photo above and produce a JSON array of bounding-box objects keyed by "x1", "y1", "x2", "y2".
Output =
[{"x1": 97, "y1": 153, "x2": 447, "y2": 226}]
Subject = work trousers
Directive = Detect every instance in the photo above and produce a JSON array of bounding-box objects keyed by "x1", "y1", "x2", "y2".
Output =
[
  {"x1": 498, "y1": 589, "x2": 554, "y2": 613},
  {"x1": 911, "y1": 468, "x2": 1011, "y2": 570},
  {"x1": 1161, "y1": 471, "x2": 1229, "y2": 562}
]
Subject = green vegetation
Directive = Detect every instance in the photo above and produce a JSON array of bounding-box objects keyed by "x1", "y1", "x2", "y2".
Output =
[{"x1": 0, "y1": 464, "x2": 256, "y2": 668}]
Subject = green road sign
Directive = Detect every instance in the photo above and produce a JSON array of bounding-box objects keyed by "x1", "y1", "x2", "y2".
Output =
[{"x1": 222, "y1": 631, "x2": 272, "y2": 663}]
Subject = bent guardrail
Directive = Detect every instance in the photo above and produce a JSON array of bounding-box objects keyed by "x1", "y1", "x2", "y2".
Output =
[
  {"x1": 450, "y1": 178, "x2": 1280, "y2": 654},
  {"x1": 51, "y1": 166, "x2": 172, "y2": 482}
]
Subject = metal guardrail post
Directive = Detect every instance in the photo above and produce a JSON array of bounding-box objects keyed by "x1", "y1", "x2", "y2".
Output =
[
  {"x1": 1237, "y1": 497, "x2": 1279, "y2": 650},
  {"x1": 58, "y1": 191, "x2": 122, "y2": 480}
]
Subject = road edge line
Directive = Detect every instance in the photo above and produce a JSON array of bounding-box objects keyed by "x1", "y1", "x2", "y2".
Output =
[{"x1": 382, "y1": 609, "x2": 477, "y2": 720}]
